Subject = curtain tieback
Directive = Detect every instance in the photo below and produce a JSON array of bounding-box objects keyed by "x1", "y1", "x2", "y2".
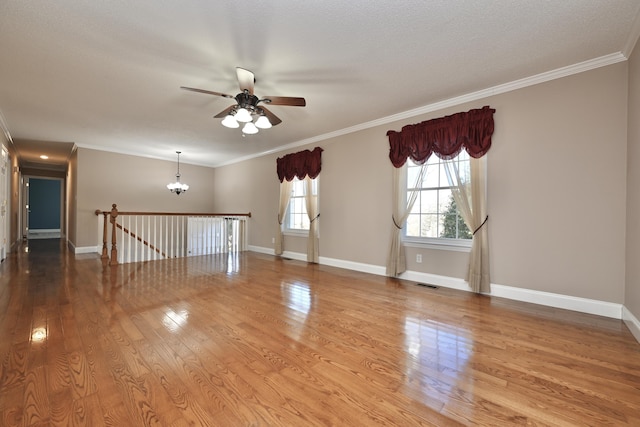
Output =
[
  {"x1": 310, "y1": 213, "x2": 320, "y2": 223},
  {"x1": 473, "y1": 215, "x2": 489, "y2": 236},
  {"x1": 277, "y1": 214, "x2": 282, "y2": 225},
  {"x1": 392, "y1": 215, "x2": 402, "y2": 230}
]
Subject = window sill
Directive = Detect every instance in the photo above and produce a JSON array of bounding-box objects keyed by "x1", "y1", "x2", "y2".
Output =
[
  {"x1": 283, "y1": 229, "x2": 309, "y2": 237},
  {"x1": 403, "y1": 237, "x2": 472, "y2": 253}
]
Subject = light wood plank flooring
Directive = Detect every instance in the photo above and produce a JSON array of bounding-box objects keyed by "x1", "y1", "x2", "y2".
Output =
[{"x1": 1, "y1": 239, "x2": 639, "y2": 426}]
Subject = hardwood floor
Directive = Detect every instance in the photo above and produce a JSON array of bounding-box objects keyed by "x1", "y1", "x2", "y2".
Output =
[{"x1": 1, "y1": 239, "x2": 639, "y2": 426}]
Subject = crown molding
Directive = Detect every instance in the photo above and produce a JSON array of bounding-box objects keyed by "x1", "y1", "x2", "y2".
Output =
[
  {"x1": 0, "y1": 109, "x2": 13, "y2": 145},
  {"x1": 623, "y1": 8, "x2": 640, "y2": 58},
  {"x1": 214, "y1": 53, "x2": 628, "y2": 168}
]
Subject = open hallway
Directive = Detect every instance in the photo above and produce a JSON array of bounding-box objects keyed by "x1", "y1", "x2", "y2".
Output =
[{"x1": 0, "y1": 242, "x2": 639, "y2": 426}]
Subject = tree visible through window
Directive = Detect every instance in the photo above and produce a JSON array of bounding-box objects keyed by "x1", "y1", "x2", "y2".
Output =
[
  {"x1": 405, "y1": 152, "x2": 471, "y2": 241},
  {"x1": 441, "y1": 196, "x2": 471, "y2": 239}
]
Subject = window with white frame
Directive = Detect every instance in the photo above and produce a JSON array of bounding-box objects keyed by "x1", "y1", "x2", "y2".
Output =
[
  {"x1": 285, "y1": 177, "x2": 318, "y2": 231},
  {"x1": 405, "y1": 151, "x2": 472, "y2": 243}
]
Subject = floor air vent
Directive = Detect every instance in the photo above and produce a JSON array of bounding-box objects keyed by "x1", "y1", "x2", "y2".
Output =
[{"x1": 417, "y1": 283, "x2": 439, "y2": 289}]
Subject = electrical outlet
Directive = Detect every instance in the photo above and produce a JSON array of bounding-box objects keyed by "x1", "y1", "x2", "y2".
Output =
[
  {"x1": 416, "y1": 254, "x2": 422, "y2": 263},
  {"x1": 272, "y1": 237, "x2": 275, "y2": 244}
]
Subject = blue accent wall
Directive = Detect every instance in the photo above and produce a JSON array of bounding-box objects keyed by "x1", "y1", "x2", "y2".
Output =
[{"x1": 29, "y1": 178, "x2": 61, "y2": 229}]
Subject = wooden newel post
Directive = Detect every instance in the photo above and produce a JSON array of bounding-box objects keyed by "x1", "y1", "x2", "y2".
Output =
[
  {"x1": 101, "y1": 212, "x2": 108, "y2": 259},
  {"x1": 94, "y1": 208, "x2": 109, "y2": 259},
  {"x1": 109, "y1": 204, "x2": 119, "y2": 266}
]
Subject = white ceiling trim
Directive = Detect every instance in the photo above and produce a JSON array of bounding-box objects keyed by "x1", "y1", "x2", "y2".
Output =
[
  {"x1": 213, "y1": 52, "x2": 627, "y2": 168},
  {"x1": 0, "y1": 110, "x2": 13, "y2": 145},
  {"x1": 623, "y1": 10, "x2": 640, "y2": 58}
]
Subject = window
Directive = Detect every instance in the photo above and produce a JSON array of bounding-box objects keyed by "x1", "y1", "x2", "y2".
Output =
[
  {"x1": 285, "y1": 177, "x2": 318, "y2": 231},
  {"x1": 405, "y1": 152, "x2": 471, "y2": 245}
]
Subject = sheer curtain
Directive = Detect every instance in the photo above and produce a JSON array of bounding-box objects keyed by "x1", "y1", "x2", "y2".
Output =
[
  {"x1": 304, "y1": 176, "x2": 320, "y2": 263},
  {"x1": 385, "y1": 163, "x2": 427, "y2": 276},
  {"x1": 275, "y1": 179, "x2": 293, "y2": 256},
  {"x1": 444, "y1": 156, "x2": 490, "y2": 293}
]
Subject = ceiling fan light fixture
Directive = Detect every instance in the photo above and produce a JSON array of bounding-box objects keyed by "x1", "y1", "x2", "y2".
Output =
[
  {"x1": 181, "y1": 67, "x2": 306, "y2": 135},
  {"x1": 221, "y1": 114, "x2": 239, "y2": 128},
  {"x1": 255, "y1": 115, "x2": 272, "y2": 129},
  {"x1": 242, "y1": 122, "x2": 259, "y2": 135},
  {"x1": 235, "y1": 107, "x2": 252, "y2": 123}
]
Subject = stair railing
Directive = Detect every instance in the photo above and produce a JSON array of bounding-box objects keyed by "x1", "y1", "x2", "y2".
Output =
[{"x1": 95, "y1": 204, "x2": 251, "y2": 265}]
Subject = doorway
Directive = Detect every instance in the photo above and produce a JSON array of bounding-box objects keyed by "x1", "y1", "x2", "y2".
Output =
[{"x1": 23, "y1": 176, "x2": 63, "y2": 239}]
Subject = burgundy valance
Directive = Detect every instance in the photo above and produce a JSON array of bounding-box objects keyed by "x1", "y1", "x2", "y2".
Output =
[
  {"x1": 277, "y1": 147, "x2": 323, "y2": 182},
  {"x1": 387, "y1": 106, "x2": 495, "y2": 168}
]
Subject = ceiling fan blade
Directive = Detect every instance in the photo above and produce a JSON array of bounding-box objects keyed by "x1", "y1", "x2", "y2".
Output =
[
  {"x1": 261, "y1": 96, "x2": 306, "y2": 107},
  {"x1": 236, "y1": 67, "x2": 255, "y2": 94},
  {"x1": 213, "y1": 105, "x2": 236, "y2": 118},
  {"x1": 180, "y1": 86, "x2": 234, "y2": 99},
  {"x1": 260, "y1": 106, "x2": 282, "y2": 126}
]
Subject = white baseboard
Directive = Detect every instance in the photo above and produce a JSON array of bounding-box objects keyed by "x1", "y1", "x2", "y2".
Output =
[
  {"x1": 281, "y1": 250, "x2": 307, "y2": 262},
  {"x1": 490, "y1": 283, "x2": 622, "y2": 319},
  {"x1": 399, "y1": 270, "x2": 471, "y2": 292},
  {"x1": 29, "y1": 228, "x2": 61, "y2": 234},
  {"x1": 623, "y1": 306, "x2": 640, "y2": 343},
  {"x1": 319, "y1": 255, "x2": 386, "y2": 276},
  {"x1": 248, "y1": 245, "x2": 274, "y2": 255},
  {"x1": 247, "y1": 246, "x2": 624, "y2": 320},
  {"x1": 73, "y1": 244, "x2": 99, "y2": 255}
]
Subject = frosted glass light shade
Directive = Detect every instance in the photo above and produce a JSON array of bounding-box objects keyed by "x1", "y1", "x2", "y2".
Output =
[
  {"x1": 255, "y1": 115, "x2": 272, "y2": 129},
  {"x1": 221, "y1": 114, "x2": 239, "y2": 128},
  {"x1": 235, "y1": 107, "x2": 252, "y2": 122},
  {"x1": 242, "y1": 122, "x2": 259, "y2": 134}
]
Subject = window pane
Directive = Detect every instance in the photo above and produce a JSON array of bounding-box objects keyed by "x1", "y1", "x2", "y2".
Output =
[
  {"x1": 421, "y1": 190, "x2": 438, "y2": 215},
  {"x1": 406, "y1": 214, "x2": 421, "y2": 237},
  {"x1": 423, "y1": 165, "x2": 439, "y2": 189},
  {"x1": 407, "y1": 166, "x2": 421, "y2": 188},
  {"x1": 438, "y1": 188, "x2": 451, "y2": 212},
  {"x1": 294, "y1": 213, "x2": 305, "y2": 229},
  {"x1": 410, "y1": 192, "x2": 422, "y2": 215},
  {"x1": 292, "y1": 180, "x2": 304, "y2": 197},
  {"x1": 421, "y1": 214, "x2": 438, "y2": 238},
  {"x1": 438, "y1": 162, "x2": 448, "y2": 187}
]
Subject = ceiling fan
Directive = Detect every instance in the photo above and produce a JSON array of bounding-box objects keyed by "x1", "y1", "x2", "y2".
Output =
[{"x1": 181, "y1": 67, "x2": 306, "y2": 134}]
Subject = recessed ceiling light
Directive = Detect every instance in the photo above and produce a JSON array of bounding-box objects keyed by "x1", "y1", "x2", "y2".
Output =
[{"x1": 39, "y1": 155, "x2": 49, "y2": 159}]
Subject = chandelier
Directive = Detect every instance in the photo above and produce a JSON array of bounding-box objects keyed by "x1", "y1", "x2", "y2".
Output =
[
  {"x1": 220, "y1": 91, "x2": 272, "y2": 135},
  {"x1": 167, "y1": 151, "x2": 189, "y2": 195}
]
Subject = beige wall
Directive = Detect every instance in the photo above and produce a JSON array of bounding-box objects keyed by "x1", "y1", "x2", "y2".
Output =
[
  {"x1": 213, "y1": 62, "x2": 628, "y2": 304},
  {"x1": 488, "y1": 64, "x2": 627, "y2": 302},
  {"x1": 626, "y1": 43, "x2": 640, "y2": 321},
  {"x1": 74, "y1": 147, "x2": 217, "y2": 248}
]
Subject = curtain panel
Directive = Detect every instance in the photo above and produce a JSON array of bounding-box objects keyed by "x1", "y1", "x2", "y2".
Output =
[
  {"x1": 275, "y1": 179, "x2": 293, "y2": 256},
  {"x1": 277, "y1": 147, "x2": 323, "y2": 182},
  {"x1": 387, "y1": 106, "x2": 495, "y2": 167}
]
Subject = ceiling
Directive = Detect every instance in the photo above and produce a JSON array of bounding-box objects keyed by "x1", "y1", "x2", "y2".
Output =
[{"x1": 1, "y1": 1, "x2": 640, "y2": 171}]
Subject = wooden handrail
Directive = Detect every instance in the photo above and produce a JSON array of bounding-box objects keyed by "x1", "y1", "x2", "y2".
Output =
[{"x1": 95, "y1": 210, "x2": 251, "y2": 217}]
